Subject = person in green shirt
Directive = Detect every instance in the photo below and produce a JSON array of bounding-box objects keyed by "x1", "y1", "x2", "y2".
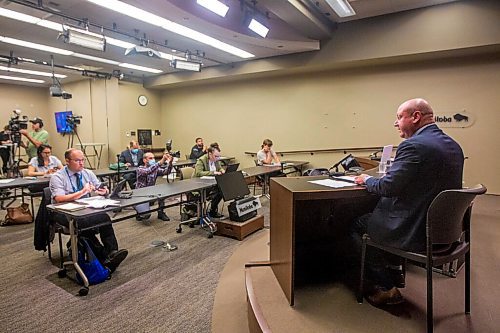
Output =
[{"x1": 20, "y1": 117, "x2": 49, "y2": 160}]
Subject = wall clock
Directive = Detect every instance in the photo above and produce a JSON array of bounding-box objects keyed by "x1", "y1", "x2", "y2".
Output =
[{"x1": 138, "y1": 95, "x2": 148, "y2": 106}]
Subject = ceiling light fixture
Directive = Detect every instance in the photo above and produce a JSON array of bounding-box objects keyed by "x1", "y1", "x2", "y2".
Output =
[
  {"x1": 196, "y1": 0, "x2": 229, "y2": 18},
  {"x1": 85, "y1": 0, "x2": 254, "y2": 59},
  {"x1": 0, "y1": 36, "x2": 74, "y2": 56},
  {"x1": 0, "y1": 35, "x2": 162, "y2": 74},
  {"x1": 324, "y1": 0, "x2": 356, "y2": 17},
  {"x1": 61, "y1": 26, "x2": 106, "y2": 51},
  {"x1": 0, "y1": 75, "x2": 45, "y2": 83},
  {"x1": 248, "y1": 18, "x2": 269, "y2": 38},
  {"x1": 0, "y1": 65, "x2": 67, "y2": 78},
  {"x1": 171, "y1": 59, "x2": 202, "y2": 72}
]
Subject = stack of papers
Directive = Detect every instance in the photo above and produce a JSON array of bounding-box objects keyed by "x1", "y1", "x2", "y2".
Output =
[
  {"x1": 308, "y1": 178, "x2": 357, "y2": 189},
  {"x1": 76, "y1": 196, "x2": 120, "y2": 208},
  {"x1": 55, "y1": 203, "x2": 87, "y2": 211},
  {"x1": 200, "y1": 176, "x2": 215, "y2": 180}
]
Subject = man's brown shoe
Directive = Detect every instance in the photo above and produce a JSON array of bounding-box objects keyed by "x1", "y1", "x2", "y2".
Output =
[{"x1": 367, "y1": 286, "x2": 404, "y2": 306}]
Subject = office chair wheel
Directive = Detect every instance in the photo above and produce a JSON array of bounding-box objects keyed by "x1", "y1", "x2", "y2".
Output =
[
  {"x1": 207, "y1": 232, "x2": 213, "y2": 239},
  {"x1": 57, "y1": 269, "x2": 67, "y2": 278},
  {"x1": 176, "y1": 226, "x2": 182, "y2": 233},
  {"x1": 189, "y1": 222, "x2": 195, "y2": 228},
  {"x1": 78, "y1": 287, "x2": 89, "y2": 296}
]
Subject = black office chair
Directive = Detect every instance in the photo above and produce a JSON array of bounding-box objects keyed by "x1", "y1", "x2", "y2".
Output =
[{"x1": 357, "y1": 184, "x2": 487, "y2": 333}]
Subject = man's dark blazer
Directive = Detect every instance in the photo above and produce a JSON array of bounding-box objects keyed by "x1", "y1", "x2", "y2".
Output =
[
  {"x1": 365, "y1": 124, "x2": 464, "y2": 252},
  {"x1": 119, "y1": 149, "x2": 144, "y2": 166}
]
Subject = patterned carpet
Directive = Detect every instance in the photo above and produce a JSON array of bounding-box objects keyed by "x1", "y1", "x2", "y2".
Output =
[{"x1": 0, "y1": 203, "x2": 241, "y2": 333}]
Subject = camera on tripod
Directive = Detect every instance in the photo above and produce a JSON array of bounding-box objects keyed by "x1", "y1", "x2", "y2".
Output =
[
  {"x1": 165, "y1": 139, "x2": 181, "y2": 158},
  {"x1": 66, "y1": 114, "x2": 82, "y2": 126},
  {"x1": 8, "y1": 110, "x2": 28, "y2": 145}
]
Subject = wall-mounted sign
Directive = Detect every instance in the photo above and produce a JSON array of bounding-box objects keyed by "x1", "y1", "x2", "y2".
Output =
[{"x1": 434, "y1": 111, "x2": 474, "y2": 128}]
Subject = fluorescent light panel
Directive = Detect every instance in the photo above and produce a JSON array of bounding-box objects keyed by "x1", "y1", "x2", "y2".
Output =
[
  {"x1": 172, "y1": 59, "x2": 201, "y2": 72},
  {"x1": 0, "y1": 75, "x2": 45, "y2": 83},
  {"x1": 119, "y1": 63, "x2": 163, "y2": 74},
  {"x1": 196, "y1": 0, "x2": 229, "y2": 18},
  {"x1": 0, "y1": 65, "x2": 67, "y2": 78},
  {"x1": 324, "y1": 0, "x2": 356, "y2": 17},
  {"x1": 63, "y1": 26, "x2": 106, "y2": 51},
  {"x1": 248, "y1": 19, "x2": 269, "y2": 38},
  {"x1": 0, "y1": 36, "x2": 73, "y2": 55},
  {"x1": 85, "y1": 0, "x2": 254, "y2": 59}
]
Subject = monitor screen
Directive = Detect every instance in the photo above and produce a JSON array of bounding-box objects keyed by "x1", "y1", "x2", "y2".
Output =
[
  {"x1": 215, "y1": 171, "x2": 250, "y2": 201},
  {"x1": 54, "y1": 111, "x2": 73, "y2": 134}
]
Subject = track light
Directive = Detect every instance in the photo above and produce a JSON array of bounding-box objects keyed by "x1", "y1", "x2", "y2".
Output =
[
  {"x1": 171, "y1": 59, "x2": 201, "y2": 72},
  {"x1": 61, "y1": 26, "x2": 106, "y2": 51}
]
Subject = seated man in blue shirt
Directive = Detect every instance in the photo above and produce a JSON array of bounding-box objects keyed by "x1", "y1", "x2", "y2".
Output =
[
  {"x1": 119, "y1": 140, "x2": 144, "y2": 189},
  {"x1": 135, "y1": 152, "x2": 173, "y2": 222},
  {"x1": 49, "y1": 148, "x2": 128, "y2": 273}
]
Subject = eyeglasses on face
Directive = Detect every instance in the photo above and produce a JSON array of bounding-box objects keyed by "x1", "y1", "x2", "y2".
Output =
[
  {"x1": 70, "y1": 159, "x2": 85, "y2": 163},
  {"x1": 41, "y1": 151, "x2": 51, "y2": 154}
]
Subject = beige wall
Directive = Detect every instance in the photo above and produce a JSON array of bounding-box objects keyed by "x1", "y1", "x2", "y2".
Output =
[{"x1": 161, "y1": 56, "x2": 500, "y2": 194}]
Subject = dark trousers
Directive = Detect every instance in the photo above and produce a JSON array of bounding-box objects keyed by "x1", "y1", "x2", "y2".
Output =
[
  {"x1": 0, "y1": 150, "x2": 10, "y2": 174},
  {"x1": 53, "y1": 212, "x2": 118, "y2": 260},
  {"x1": 208, "y1": 189, "x2": 223, "y2": 214},
  {"x1": 351, "y1": 213, "x2": 400, "y2": 290}
]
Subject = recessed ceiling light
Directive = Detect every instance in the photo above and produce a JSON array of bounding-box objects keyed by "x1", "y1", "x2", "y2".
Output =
[
  {"x1": 0, "y1": 75, "x2": 45, "y2": 83},
  {"x1": 0, "y1": 36, "x2": 74, "y2": 55},
  {"x1": 0, "y1": 65, "x2": 67, "y2": 78},
  {"x1": 196, "y1": 0, "x2": 229, "y2": 18}
]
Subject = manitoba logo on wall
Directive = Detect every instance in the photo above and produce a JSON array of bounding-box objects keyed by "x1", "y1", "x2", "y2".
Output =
[{"x1": 434, "y1": 111, "x2": 475, "y2": 128}]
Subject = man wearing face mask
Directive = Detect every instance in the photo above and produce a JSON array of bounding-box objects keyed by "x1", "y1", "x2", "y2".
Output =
[
  {"x1": 119, "y1": 141, "x2": 144, "y2": 189},
  {"x1": 134, "y1": 152, "x2": 173, "y2": 222}
]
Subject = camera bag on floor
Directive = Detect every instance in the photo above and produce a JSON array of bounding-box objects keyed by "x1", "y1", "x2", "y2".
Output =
[
  {"x1": 1, "y1": 203, "x2": 33, "y2": 226},
  {"x1": 76, "y1": 237, "x2": 110, "y2": 285}
]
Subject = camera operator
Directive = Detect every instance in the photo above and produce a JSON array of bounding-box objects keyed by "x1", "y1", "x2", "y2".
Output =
[
  {"x1": 134, "y1": 152, "x2": 173, "y2": 222},
  {"x1": 189, "y1": 137, "x2": 207, "y2": 160},
  {"x1": 20, "y1": 117, "x2": 49, "y2": 160},
  {"x1": 0, "y1": 125, "x2": 12, "y2": 174}
]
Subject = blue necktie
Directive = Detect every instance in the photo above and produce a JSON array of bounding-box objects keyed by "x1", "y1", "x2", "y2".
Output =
[{"x1": 75, "y1": 173, "x2": 83, "y2": 191}]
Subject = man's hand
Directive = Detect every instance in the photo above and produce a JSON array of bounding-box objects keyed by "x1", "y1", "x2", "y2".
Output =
[
  {"x1": 125, "y1": 162, "x2": 131, "y2": 167},
  {"x1": 354, "y1": 174, "x2": 369, "y2": 185},
  {"x1": 19, "y1": 129, "x2": 28, "y2": 136},
  {"x1": 95, "y1": 187, "x2": 108, "y2": 196},
  {"x1": 161, "y1": 153, "x2": 173, "y2": 164}
]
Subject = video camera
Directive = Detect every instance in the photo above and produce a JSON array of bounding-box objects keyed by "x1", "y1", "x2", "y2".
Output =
[
  {"x1": 165, "y1": 139, "x2": 181, "y2": 158},
  {"x1": 66, "y1": 114, "x2": 82, "y2": 127},
  {"x1": 8, "y1": 110, "x2": 29, "y2": 145}
]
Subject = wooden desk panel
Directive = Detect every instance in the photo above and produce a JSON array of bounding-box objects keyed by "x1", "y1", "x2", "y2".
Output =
[{"x1": 269, "y1": 176, "x2": 378, "y2": 305}]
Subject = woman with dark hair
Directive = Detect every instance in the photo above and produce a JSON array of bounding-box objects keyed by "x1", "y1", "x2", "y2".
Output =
[{"x1": 27, "y1": 144, "x2": 63, "y2": 177}]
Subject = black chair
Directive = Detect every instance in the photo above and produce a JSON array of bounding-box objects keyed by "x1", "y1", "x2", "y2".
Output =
[
  {"x1": 41, "y1": 187, "x2": 71, "y2": 268},
  {"x1": 357, "y1": 184, "x2": 487, "y2": 333}
]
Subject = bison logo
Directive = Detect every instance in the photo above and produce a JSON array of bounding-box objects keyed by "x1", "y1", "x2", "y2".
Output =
[{"x1": 453, "y1": 113, "x2": 469, "y2": 122}]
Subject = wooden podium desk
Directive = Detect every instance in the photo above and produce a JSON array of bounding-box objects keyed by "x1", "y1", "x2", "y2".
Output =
[{"x1": 269, "y1": 176, "x2": 379, "y2": 305}]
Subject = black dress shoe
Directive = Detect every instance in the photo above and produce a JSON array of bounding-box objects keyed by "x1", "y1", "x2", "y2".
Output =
[
  {"x1": 105, "y1": 249, "x2": 128, "y2": 273},
  {"x1": 136, "y1": 213, "x2": 151, "y2": 221},
  {"x1": 157, "y1": 212, "x2": 170, "y2": 221}
]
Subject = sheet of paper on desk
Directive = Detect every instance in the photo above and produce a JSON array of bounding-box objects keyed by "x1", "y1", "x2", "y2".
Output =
[
  {"x1": 200, "y1": 176, "x2": 215, "y2": 180},
  {"x1": 0, "y1": 179, "x2": 15, "y2": 183},
  {"x1": 85, "y1": 199, "x2": 120, "y2": 209},
  {"x1": 308, "y1": 179, "x2": 357, "y2": 188},
  {"x1": 55, "y1": 202, "x2": 87, "y2": 211}
]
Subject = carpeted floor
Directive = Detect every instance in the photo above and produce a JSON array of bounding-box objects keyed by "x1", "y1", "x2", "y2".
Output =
[{"x1": 0, "y1": 200, "x2": 241, "y2": 333}]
